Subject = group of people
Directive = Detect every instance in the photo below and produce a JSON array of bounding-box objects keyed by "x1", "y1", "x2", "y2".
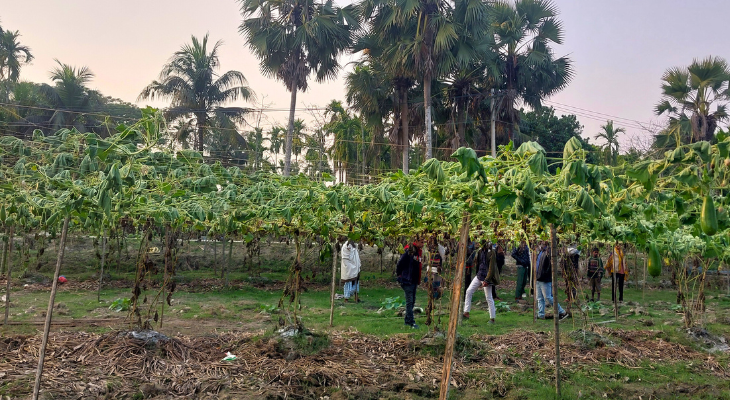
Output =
[{"x1": 341, "y1": 235, "x2": 629, "y2": 329}]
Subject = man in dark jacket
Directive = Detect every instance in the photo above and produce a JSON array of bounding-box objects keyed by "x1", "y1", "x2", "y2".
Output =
[
  {"x1": 512, "y1": 241, "x2": 531, "y2": 302},
  {"x1": 462, "y1": 242, "x2": 497, "y2": 323},
  {"x1": 463, "y1": 239, "x2": 477, "y2": 297},
  {"x1": 535, "y1": 244, "x2": 568, "y2": 320},
  {"x1": 396, "y1": 238, "x2": 423, "y2": 329}
]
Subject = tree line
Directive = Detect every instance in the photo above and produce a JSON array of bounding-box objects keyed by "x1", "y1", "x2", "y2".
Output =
[{"x1": 1, "y1": 0, "x2": 729, "y2": 181}]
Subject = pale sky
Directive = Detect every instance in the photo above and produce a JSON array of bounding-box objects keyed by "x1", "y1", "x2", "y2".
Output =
[{"x1": 2, "y1": 0, "x2": 729, "y2": 151}]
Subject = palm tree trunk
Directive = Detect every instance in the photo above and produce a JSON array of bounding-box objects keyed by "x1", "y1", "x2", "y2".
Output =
[
  {"x1": 196, "y1": 113, "x2": 206, "y2": 152},
  {"x1": 458, "y1": 91, "x2": 467, "y2": 148},
  {"x1": 424, "y1": 76, "x2": 433, "y2": 160},
  {"x1": 401, "y1": 89, "x2": 409, "y2": 174},
  {"x1": 284, "y1": 83, "x2": 298, "y2": 177}
]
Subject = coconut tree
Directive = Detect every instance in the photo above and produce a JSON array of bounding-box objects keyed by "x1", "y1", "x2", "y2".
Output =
[
  {"x1": 239, "y1": 0, "x2": 360, "y2": 176},
  {"x1": 489, "y1": 0, "x2": 573, "y2": 144},
  {"x1": 139, "y1": 34, "x2": 253, "y2": 152},
  {"x1": 39, "y1": 60, "x2": 95, "y2": 131},
  {"x1": 594, "y1": 120, "x2": 625, "y2": 166},
  {"x1": 0, "y1": 28, "x2": 34, "y2": 83},
  {"x1": 655, "y1": 56, "x2": 730, "y2": 143}
]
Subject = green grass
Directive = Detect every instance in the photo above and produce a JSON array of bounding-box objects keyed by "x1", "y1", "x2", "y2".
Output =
[{"x1": 3, "y1": 238, "x2": 730, "y2": 399}]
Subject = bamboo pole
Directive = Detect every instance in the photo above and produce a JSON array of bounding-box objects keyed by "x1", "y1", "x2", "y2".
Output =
[
  {"x1": 613, "y1": 271, "x2": 619, "y2": 320},
  {"x1": 439, "y1": 213, "x2": 470, "y2": 400},
  {"x1": 3, "y1": 227, "x2": 14, "y2": 325},
  {"x1": 226, "y1": 239, "x2": 233, "y2": 288},
  {"x1": 532, "y1": 243, "x2": 537, "y2": 323},
  {"x1": 32, "y1": 216, "x2": 70, "y2": 400},
  {"x1": 550, "y1": 224, "x2": 561, "y2": 397},
  {"x1": 97, "y1": 234, "x2": 106, "y2": 303},
  {"x1": 329, "y1": 241, "x2": 338, "y2": 327},
  {"x1": 643, "y1": 251, "x2": 647, "y2": 305},
  {"x1": 160, "y1": 226, "x2": 170, "y2": 329}
]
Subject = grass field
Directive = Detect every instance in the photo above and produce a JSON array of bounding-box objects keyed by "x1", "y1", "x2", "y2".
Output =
[{"x1": 1, "y1": 236, "x2": 730, "y2": 399}]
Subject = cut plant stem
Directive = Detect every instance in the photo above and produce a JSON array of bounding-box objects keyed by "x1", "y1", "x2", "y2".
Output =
[{"x1": 32, "y1": 215, "x2": 70, "y2": 400}]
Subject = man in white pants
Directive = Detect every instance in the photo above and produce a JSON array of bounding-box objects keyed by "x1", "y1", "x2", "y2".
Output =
[{"x1": 462, "y1": 244, "x2": 496, "y2": 324}]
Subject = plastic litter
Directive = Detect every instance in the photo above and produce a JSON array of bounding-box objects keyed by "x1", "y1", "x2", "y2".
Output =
[
  {"x1": 221, "y1": 351, "x2": 237, "y2": 361},
  {"x1": 58, "y1": 276, "x2": 67, "y2": 284}
]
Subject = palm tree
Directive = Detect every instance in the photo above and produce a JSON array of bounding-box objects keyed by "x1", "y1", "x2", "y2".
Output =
[
  {"x1": 246, "y1": 127, "x2": 269, "y2": 171},
  {"x1": 304, "y1": 127, "x2": 332, "y2": 180},
  {"x1": 350, "y1": 22, "x2": 417, "y2": 173},
  {"x1": 655, "y1": 56, "x2": 730, "y2": 143},
  {"x1": 345, "y1": 60, "x2": 402, "y2": 173},
  {"x1": 325, "y1": 101, "x2": 361, "y2": 183},
  {"x1": 490, "y1": 0, "x2": 573, "y2": 144},
  {"x1": 239, "y1": 0, "x2": 360, "y2": 176},
  {"x1": 268, "y1": 126, "x2": 285, "y2": 172},
  {"x1": 40, "y1": 60, "x2": 95, "y2": 131},
  {"x1": 595, "y1": 120, "x2": 625, "y2": 166},
  {"x1": 139, "y1": 34, "x2": 253, "y2": 152},
  {"x1": 0, "y1": 28, "x2": 34, "y2": 83}
]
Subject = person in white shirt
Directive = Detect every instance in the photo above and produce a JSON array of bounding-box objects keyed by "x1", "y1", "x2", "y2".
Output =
[{"x1": 340, "y1": 240, "x2": 361, "y2": 302}]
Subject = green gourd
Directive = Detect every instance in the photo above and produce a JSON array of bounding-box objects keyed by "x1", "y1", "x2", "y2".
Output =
[
  {"x1": 648, "y1": 243, "x2": 662, "y2": 277},
  {"x1": 700, "y1": 195, "x2": 718, "y2": 236}
]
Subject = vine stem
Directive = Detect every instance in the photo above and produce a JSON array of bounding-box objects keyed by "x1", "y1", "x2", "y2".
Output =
[{"x1": 32, "y1": 215, "x2": 70, "y2": 400}]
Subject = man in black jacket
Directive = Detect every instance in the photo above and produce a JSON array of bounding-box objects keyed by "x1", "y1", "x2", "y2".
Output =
[
  {"x1": 535, "y1": 244, "x2": 568, "y2": 320},
  {"x1": 462, "y1": 242, "x2": 497, "y2": 323},
  {"x1": 396, "y1": 238, "x2": 423, "y2": 329}
]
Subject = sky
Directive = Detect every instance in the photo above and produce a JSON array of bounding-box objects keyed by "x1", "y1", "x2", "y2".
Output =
[{"x1": 2, "y1": 0, "x2": 729, "y2": 152}]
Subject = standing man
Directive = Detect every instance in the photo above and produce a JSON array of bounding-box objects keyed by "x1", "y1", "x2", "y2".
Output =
[
  {"x1": 340, "y1": 239, "x2": 361, "y2": 303},
  {"x1": 463, "y1": 241, "x2": 498, "y2": 324},
  {"x1": 606, "y1": 242, "x2": 628, "y2": 303},
  {"x1": 512, "y1": 241, "x2": 531, "y2": 302},
  {"x1": 397, "y1": 238, "x2": 423, "y2": 329},
  {"x1": 535, "y1": 243, "x2": 568, "y2": 320}
]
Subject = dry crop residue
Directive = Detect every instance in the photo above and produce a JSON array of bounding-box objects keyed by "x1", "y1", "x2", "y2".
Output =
[{"x1": 0, "y1": 327, "x2": 726, "y2": 399}]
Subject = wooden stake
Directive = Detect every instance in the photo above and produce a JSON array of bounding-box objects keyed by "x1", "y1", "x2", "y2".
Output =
[
  {"x1": 532, "y1": 242, "x2": 537, "y2": 323},
  {"x1": 643, "y1": 251, "x2": 647, "y2": 305},
  {"x1": 226, "y1": 239, "x2": 233, "y2": 288},
  {"x1": 97, "y1": 234, "x2": 106, "y2": 303},
  {"x1": 550, "y1": 224, "x2": 561, "y2": 398},
  {"x1": 329, "y1": 241, "x2": 337, "y2": 327},
  {"x1": 32, "y1": 215, "x2": 70, "y2": 400},
  {"x1": 613, "y1": 268, "x2": 619, "y2": 320},
  {"x1": 439, "y1": 213, "x2": 469, "y2": 400},
  {"x1": 3, "y1": 227, "x2": 14, "y2": 325}
]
